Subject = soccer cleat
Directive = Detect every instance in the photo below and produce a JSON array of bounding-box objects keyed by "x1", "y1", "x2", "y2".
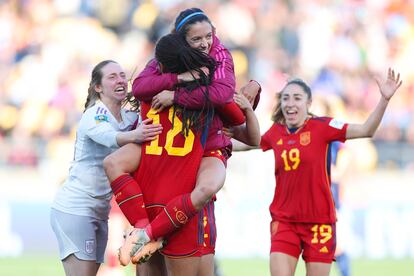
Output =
[
  {"x1": 118, "y1": 227, "x2": 145, "y2": 266},
  {"x1": 131, "y1": 238, "x2": 164, "y2": 265}
]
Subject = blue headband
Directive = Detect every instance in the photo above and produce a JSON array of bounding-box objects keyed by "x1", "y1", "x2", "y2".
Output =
[{"x1": 175, "y1": 12, "x2": 205, "y2": 31}]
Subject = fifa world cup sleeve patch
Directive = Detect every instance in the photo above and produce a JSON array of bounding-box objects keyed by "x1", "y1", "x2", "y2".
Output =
[
  {"x1": 95, "y1": 114, "x2": 109, "y2": 124},
  {"x1": 329, "y1": 118, "x2": 345, "y2": 129}
]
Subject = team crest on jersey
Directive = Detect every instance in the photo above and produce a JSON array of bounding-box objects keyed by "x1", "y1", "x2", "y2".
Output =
[
  {"x1": 300, "y1": 131, "x2": 311, "y2": 146},
  {"x1": 95, "y1": 114, "x2": 109, "y2": 124},
  {"x1": 85, "y1": 240, "x2": 95, "y2": 254},
  {"x1": 176, "y1": 211, "x2": 188, "y2": 224}
]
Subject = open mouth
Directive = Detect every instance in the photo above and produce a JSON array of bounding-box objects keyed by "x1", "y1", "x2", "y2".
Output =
[
  {"x1": 285, "y1": 110, "x2": 297, "y2": 120},
  {"x1": 115, "y1": 87, "x2": 126, "y2": 94}
]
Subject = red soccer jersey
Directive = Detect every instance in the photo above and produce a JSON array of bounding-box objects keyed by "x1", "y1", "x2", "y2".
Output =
[
  {"x1": 260, "y1": 117, "x2": 348, "y2": 224},
  {"x1": 134, "y1": 102, "x2": 204, "y2": 220}
]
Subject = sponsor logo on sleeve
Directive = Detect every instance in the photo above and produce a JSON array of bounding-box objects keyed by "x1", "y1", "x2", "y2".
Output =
[
  {"x1": 95, "y1": 114, "x2": 109, "y2": 124},
  {"x1": 329, "y1": 119, "x2": 345, "y2": 129}
]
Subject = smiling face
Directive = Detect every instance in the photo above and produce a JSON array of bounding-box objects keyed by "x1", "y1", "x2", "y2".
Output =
[
  {"x1": 185, "y1": 21, "x2": 213, "y2": 54},
  {"x1": 281, "y1": 83, "x2": 312, "y2": 128},
  {"x1": 95, "y1": 62, "x2": 127, "y2": 104}
]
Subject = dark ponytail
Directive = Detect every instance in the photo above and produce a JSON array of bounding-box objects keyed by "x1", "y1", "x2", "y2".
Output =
[{"x1": 155, "y1": 33, "x2": 216, "y2": 143}]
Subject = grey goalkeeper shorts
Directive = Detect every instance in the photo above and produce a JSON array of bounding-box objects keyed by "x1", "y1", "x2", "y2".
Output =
[{"x1": 50, "y1": 208, "x2": 108, "y2": 263}]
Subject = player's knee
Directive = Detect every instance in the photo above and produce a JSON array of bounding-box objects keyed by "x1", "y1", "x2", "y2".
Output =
[{"x1": 103, "y1": 154, "x2": 117, "y2": 177}]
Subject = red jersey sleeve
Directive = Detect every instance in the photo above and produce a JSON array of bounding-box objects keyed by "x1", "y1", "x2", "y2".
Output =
[
  {"x1": 216, "y1": 101, "x2": 245, "y2": 126},
  {"x1": 174, "y1": 39, "x2": 235, "y2": 109},
  {"x1": 322, "y1": 117, "x2": 348, "y2": 143},
  {"x1": 132, "y1": 59, "x2": 178, "y2": 102},
  {"x1": 260, "y1": 124, "x2": 276, "y2": 152}
]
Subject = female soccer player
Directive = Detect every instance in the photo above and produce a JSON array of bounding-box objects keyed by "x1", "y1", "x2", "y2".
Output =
[
  {"x1": 132, "y1": 33, "x2": 258, "y2": 275},
  {"x1": 234, "y1": 69, "x2": 401, "y2": 276},
  {"x1": 50, "y1": 60, "x2": 162, "y2": 276},
  {"x1": 104, "y1": 7, "x2": 260, "y2": 265}
]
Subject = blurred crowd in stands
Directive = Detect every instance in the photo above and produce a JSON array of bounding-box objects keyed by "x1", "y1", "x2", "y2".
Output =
[{"x1": 1, "y1": 0, "x2": 413, "y2": 169}]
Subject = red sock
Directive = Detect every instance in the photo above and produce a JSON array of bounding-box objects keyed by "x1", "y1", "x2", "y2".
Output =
[
  {"x1": 149, "y1": 193, "x2": 197, "y2": 239},
  {"x1": 110, "y1": 174, "x2": 149, "y2": 228}
]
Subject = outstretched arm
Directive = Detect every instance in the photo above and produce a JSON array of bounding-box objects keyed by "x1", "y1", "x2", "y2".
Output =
[
  {"x1": 346, "y1": 68, "x2": 402, "y2": 139},
  {"x1": 116, "y1": 118, "x2": 163, "y2": 146}
]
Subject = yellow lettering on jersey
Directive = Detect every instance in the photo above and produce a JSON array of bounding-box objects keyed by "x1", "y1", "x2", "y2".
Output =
[
  {"x1": 145, "y1": 108, "x2": 163, "y2": 155},
  {"x1": 145, "y1": 107, "x2": 195, "y2": 156},
  {"x1": 281, "y1": 148, "x2": 301, "y2": 171},
  {"x1": 165, "y1": 108, "x2": 195, "y2": 156}
]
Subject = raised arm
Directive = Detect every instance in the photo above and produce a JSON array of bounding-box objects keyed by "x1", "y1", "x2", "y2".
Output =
[{"x1": 346, "y1": 68, "x2": 402, "y2": 139}]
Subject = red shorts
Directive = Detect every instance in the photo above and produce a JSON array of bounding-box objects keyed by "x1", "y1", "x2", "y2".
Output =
[
  {"x1": 270, "y1": 220, "x2": 336, "y2": 263},
  {"x1": 203, "y1": 146, "x2": 232, "y2": 167},
  {"x1": 158, "y1": 201, "x2": 216, "y2": 258}
]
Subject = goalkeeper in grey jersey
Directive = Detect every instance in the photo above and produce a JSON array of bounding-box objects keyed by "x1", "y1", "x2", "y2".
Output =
[{"x1": 50, "y1": 60, "x2": 162, "y2": 276}]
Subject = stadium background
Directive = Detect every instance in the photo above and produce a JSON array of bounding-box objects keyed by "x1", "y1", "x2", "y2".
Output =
[{"x1": 0, "y1": 0, "x2": 414, "y2": 275}]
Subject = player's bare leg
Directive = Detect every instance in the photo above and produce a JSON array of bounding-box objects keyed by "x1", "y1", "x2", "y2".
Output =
[
  {"x1": 198, "y1": 254, "x2": 215, "y2": 276},
  {"x1": 305, "y1": 262, "x2": 332, "y2": 276},
  {"x1": 103, "y1": 143, "x2": 141, "y2": 182},
  {"x1": 165, "y1": 256, "x2": 202, "y2": 276},
  {"x1": 191, "y1": 157, "x2": 226, "y2": 210},
  {"x1": 105, "y1": 143, "x2": 147, "y2": 266},
  {"x1": 270, "y1": 252, "x2": 298, "y2": 276},
  {"x1": 62, "y1": 254, "x2": 100, "y2": 276},
  {"x1": 136, "y1": 251, "x2": 167, "y2": 276}
]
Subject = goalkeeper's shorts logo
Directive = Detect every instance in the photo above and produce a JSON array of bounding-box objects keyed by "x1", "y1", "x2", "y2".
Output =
[{"x1": 85, "y1": 240, "x2": 95, "y2": 254}]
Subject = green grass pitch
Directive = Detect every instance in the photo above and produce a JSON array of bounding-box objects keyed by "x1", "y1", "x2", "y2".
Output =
[{"x1": 0, "y1": 255, "x2": 413, "y2": 275}]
